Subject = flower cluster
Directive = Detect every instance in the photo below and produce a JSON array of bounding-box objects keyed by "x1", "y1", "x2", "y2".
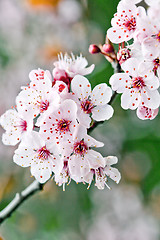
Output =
[
  {"x1": 90, "y1": 0, "x2": 160, "y2": 120},
  {"x1": 0, "y1": 53, "x2": 120, "y2": 190},
  {"x1": 107, "y1": 0, "x2": 160, "y2": 120}
]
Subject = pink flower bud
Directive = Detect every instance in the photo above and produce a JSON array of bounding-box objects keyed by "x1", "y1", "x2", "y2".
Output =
[
  {"x1": 102, "y1": 44, "x2": 114, "y2": 54},
  {"x1": 89, "y1": 44, "x2": 101, "y2": 54}
]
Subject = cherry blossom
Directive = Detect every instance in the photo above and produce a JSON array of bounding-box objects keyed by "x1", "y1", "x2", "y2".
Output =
[
  {"x1": 71, "y1": 75, "x2": 114, "y2": 128},
  {"x1": 16, "y1": 85, "x2": 60, "y2": 124},
  {"x1": 107, "y1": 1, "x2": 145, "y2": 43},
  {"x1": 84, "y1": 156, "x2": 121, "y2": 190},
  {"x1": 62, "y1": 125, "x2": 105, "y2": 183},
  {"x1": 13, "y1": 132, "x2": 62, "y2": 183},
  {"x1": 39, "y1": 99, "x2": 78, "y2": 144},
  {"x1": 0, "y1": 109, "x2": 33, "y2": 146},
  {"x1": 54, "y1": 160, "x2": 70, "y2": 191},
  {"x1": 53, "y1": 53, "x2": 95, "y2": 78},
  {"x1": 110, "y1": 58, "x2": 160, "y2": 110},
  {"x1": 53, "y1": 53, "x2": 95, "y2": 88}
]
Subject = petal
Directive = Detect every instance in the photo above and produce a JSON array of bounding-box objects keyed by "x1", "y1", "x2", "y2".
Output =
[
  {"x1": 141, "y1": 89, "x2": 160, "y2": 109},
  {"x1": 77, "y1": 64, "x2": 95, "y2": 76},
  {"x1": 86, "y1": 150, "x2": 105, "y2": 169},
  {"x1": 0, "y1": 109, "x2": 19, "y2": 131},
  {"x1": 71, "y1": 75, "x2": 91, "y2": 100},
  {"x1": 104, "y1": 156, "x2": 118, "y2": 165},
  {"x1": 13, "y1": 146, "x2": 35, "y2": 167},
  {"x1": 84, "y1": 135, "x2": 104, "y2": 148},
  {"x1": 31, "y1": 161, "x2": 52, "y2": 183},
  {"x1": 2, "y1": 131, "x2": 21, "y2": 146},
  {"x1": 121, "y1": 90, "x2": 141, "y2": 110},
  {"x1": 144, "y1": 74, "x2": 159, "y2": 91},
  {"x1": 91, "y1": 84, "x2": 112, "y2": 105},
  {"x1": 107, "y1": 27, "x2": 132, "y2": 44},
  {"x1": 109, "y1": 73, "x2": 131, "y2": 93},
  {"x1": 92, "y1": 104, "x2": 114, "y2": 121},
  {"x1": 77, "y1": 109, "x2": 91, "y2": 128},
  {"x1": 68, "y1": 155, "x2": 90, "y2": 182},
  {"x1": 104, "y1": 166, "x2": 121, "y2": 184},
  {"x1": 16, "y1": 88, "x2": 39, "y2": 118},
  {"x1": 121, "y1": 58, "x2": 139, "y2": 77}
]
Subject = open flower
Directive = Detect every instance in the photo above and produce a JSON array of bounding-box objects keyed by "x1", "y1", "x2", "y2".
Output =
[
  {"x1": 39, "y1": 99, "x2": 78, "y2": 144},
  {"x1": 16, "y1": 84, "x2": 60, "y2": 125},
  {"x1": 60, "y1": 125, "x2": 105, "y2": 183},
  {"x1": 71, "y1": 75, "x2": 113, "y2": 128},
  {"x1": 107, "y1": 1, "x2": 145, "y2": 43},
  {"x1": 110, "y1": 58, "x2": 160, "y2": 110},
  {"x1": 53, "y1": 53, "x2": 95, "y2": 78},
  {"x1": 0, "y1": 109, "x2": 33, "y2": 146},
  {"x1": 13, "y1": 132, "x2": 62, "y2": 183},
  {"x1": 84, "y1": 156, "x2": 121, "y2": 190}
]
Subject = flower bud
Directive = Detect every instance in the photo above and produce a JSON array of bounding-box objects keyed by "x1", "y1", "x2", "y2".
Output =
[
  {"x1": 102, "y1": 44, "x2": 114, "y2": 54},
  {"x1": 89, "y1": 44, "x2": 101, "y2": 54}
]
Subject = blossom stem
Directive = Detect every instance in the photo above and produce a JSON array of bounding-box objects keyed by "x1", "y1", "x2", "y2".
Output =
[{"x1": 0, "y1": 180, "x2": 44, "y2": 225}]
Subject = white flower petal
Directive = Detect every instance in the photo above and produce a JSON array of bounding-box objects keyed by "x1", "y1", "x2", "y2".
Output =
[
  {"x1": 91, "y1": 83, "x2": 112, "y2": 105},
  {"x1": 71, "y1": 75, "x2": 91, "y2": 100},
  {"x1": 92, "y1": 104, "x2": 114, "y2": 121}
]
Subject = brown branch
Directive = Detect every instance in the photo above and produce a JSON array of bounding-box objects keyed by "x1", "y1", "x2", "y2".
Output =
[{"x1": 0, "y1": 180, "x2": 44, "y2": 225}]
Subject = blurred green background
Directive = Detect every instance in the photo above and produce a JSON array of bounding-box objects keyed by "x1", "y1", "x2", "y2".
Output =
[{"x1": 0, "y1": 0, "x2": 160, "y2": 239}]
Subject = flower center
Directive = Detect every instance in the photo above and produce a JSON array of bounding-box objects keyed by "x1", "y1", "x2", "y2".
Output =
[
  {"x1": 37, "y1": 146, "x2": 50, "y2": 160},
  {"x1": 19, "y1": 119, "x2": 27, "y2": 132},
  {"x1": 132, "y1": 77, "x2": 145, "y2": 90},
  {"x1": 73, "y1": 140, "x2": 88, "y2": 156},
  {"x1": 124, "y1": 17, "x2": 136, "y2": 31},
  {"x1": 153, "y1": 58, "x2": 160, "y2": 70},
  {"x1": 117, "y1": 48, "x2": 131, "y2": 64},
  {"x1": 81, "y1": 100, "x2": 94, "y2": 114},
  {"x1": 57, "y1": 119, "x2": 71, "y2": 132},
  {"x1": 39, "y1": 100, "x2": 49, "y2": 113},
  {"x1": 156, "y1": 31, "x2": 160, "y2": 42}
]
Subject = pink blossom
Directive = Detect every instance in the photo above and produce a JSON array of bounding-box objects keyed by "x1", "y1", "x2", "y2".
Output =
[
  {"x1": 39, "y1": 99, "x2": 78, "y2": 144},
  {"x1": 107, "y1": 1, "x2": 146, "y2": 43},
  {"x1": 71, "y1": 75, "x2": 113, "y2": 128},
  {"x1": 110, "y1": 58, "x2": 160, "y2": 110},
  {"x1": 53, "y1": 53, "x2": 95, "y2": 79},
  {"x1": 63, "y1": 125, "x2": 105, "y2": 183},
  {"x1": 0, "y1": 109, "x2": 33, "y2": 146},
  {"x1": 84, "y1": 156, "x2": 121, "y2": 190},
  {"x1": 13, "y1": 132, "x2": 62, "y2": 183},
  {"x1": 16, "y1": 85, "x2": 60, "y2": 124}
]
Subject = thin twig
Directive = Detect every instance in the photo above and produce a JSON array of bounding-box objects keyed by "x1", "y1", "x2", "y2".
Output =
[{"x1": 0, "y1": 180, "x2": 44, "y2": 224}]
